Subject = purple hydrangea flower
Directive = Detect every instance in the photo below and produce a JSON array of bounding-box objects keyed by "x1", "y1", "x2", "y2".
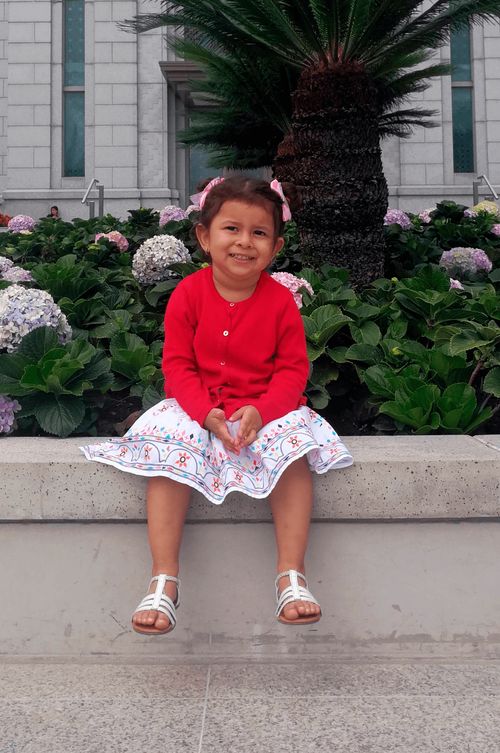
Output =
[
  {"x1": 271, "y1": 272, "x2": 314, "y2": 309},
  {"x1": 491, "y1": 224, "x2": 500, "y2": 237},
  {"x1": 185, "y1": 204, "x2": 201, "y2": 217},
  {"x1": 1, "y1": 266, "x2": 34, "y2": 283},
  {"x1": 95, "y1": 231, "x2": 129, "y2": 252},
  {"x1": 449, "y1": 278, "x2": 464, "y2": 291},
  {"x1": 159, "y1": 205, "x2": 187, "y2": 226},
  {"x1": 0, "y1": 395, "x2": 21, "y2": 434},
  {"x1": 0, "y1": 256, "x2": 14, "y2": 274},
  {"x1": 132, "y1": 235, "x2": 191, "y2": 284},
  {"x1": 383, "y1": 209, "x2": 412, "y2": 230},
  {"x1": 440, "y1": 247, "x2": 492, "y2": 280},
  {"x1": 464, "y1": 209, "x2": 477, "y2": 219},
  {"x1": 7, "y1": 214, "x2": 36, "y2": 232},
  {"x1": 0, "y1": 284, "x2": 72, "y2": 353}
]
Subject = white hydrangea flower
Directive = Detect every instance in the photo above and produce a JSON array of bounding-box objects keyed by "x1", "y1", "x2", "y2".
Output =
[
  {"x1": 132, "y1": 234, "x2": 191, "y2": 285},
  {"x1": 0, "y1": 284, "x2": 72, "y2": 353}
]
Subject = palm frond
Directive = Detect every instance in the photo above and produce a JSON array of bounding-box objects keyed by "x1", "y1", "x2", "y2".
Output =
[{"x1": 379, "y1": 107, "x2": 441, "y2": 138}]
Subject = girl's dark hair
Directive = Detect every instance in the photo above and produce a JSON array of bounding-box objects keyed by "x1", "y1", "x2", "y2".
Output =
[{"x1": 197, "y1": 175, "x2": 301, "y2": 237}]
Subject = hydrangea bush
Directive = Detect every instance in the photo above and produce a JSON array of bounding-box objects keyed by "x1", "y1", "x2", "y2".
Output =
[
  {"x1": 7, "y1": 214, "x2": 36, "y2": 232},
  {"x1": 0, "y1": 285, "x2": 72, "y2": 352},
  {"x1": 159, "y1": 205, "x2": 187, "y2": 226},
  {"x1": 132, "y1": 235, "x2": 191, "y2": 284}
]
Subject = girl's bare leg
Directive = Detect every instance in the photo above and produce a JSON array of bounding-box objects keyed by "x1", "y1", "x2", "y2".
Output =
[
  {"x1": 132, "y1": 476, "x2": 191, "y2": 632},
  {"x1": 269, "y1": 456, "x2": 320, "y2": 621}
]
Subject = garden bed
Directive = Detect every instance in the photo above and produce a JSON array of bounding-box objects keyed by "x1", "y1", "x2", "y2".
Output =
[{"x1": 0, "y1": 200, "x2": 499, "y2": 439}]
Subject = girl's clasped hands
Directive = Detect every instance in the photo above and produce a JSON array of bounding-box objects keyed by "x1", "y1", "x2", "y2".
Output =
[{"x1": 204, "y1": 405, "x2": 263, "y2": 454}]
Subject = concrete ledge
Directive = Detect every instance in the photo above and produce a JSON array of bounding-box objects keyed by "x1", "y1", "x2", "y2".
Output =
[{"x1": 1, "y1": 435, "x2": 499, "y2": 521}]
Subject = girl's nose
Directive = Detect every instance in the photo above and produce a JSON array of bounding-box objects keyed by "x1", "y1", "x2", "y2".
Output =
[{"x1": 236, "y1": 234, "x2": 252, "y2": 247}]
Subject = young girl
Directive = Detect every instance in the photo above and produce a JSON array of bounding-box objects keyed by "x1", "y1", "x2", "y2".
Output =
[{"x1": 81, "y1": 176, "x2": 353, "y2": 635}]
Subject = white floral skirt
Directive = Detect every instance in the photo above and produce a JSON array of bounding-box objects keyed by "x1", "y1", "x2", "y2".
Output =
[{"x1": 80, "y1": 398, "x2": 354, "y2": 505}]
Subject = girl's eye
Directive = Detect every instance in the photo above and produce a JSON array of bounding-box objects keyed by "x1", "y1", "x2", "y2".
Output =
[
  {"x1": 254, "y1": 230, "x2": 266, "y2": 236},
  {"x1": 224, "y1": 225, "x2": 237, "y2": 231}
]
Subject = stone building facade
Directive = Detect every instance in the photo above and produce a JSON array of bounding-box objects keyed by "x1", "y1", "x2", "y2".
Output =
[{"x1": 0, "y1": 0, "x2": 499, "y2": 221}]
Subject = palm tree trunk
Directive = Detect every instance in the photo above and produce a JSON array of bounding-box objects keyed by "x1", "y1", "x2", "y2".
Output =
[{"x1": 273, "y1": 63, "x2": 388, "y2": 289}]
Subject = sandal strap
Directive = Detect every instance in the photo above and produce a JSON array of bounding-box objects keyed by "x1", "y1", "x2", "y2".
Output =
[
  {"x1": 274, "y1": 569, "x2": 321, "y2": 617},
  {"x1": 149, "y1": 574, "x2": 180, "y2": 608},
  {"x1": 134, "y1": 594, "x2": 177, "y2": 626}
]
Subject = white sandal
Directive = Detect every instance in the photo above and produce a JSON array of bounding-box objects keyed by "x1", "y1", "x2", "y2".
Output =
[
  {"x1": 131, "y1": 574, "x2": 180, "y2": 635},
  {"x1": 275, "y1": 569, "x2": 322, "y2": 625}
]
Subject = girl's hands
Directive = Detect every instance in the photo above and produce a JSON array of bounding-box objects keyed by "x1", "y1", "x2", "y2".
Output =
[
  {"x1": 228, "y1": 405, "x2": 263, "y2": 450},
  {"x1": 204, "y1": 408, "x2": 239, "y2": 454},
  {"x1": 204, "y1": 405, "x2": 263, "y2": 454}
]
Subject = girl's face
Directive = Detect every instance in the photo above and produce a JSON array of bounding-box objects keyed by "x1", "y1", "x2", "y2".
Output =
[{"x1": 196, "y1": 200, "x2": 284, "y2": 289}]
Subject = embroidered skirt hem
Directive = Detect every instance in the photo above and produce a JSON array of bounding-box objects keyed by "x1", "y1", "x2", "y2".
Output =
[{"x1": 80, "y1": 398, "x2": 354, "y2": 505}]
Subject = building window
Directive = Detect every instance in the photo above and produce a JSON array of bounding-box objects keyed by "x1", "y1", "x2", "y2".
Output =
[
  {"x1": 450, "y1": 23, "x2": 474, "y2": 173},
  {"x1": 63, "y1": 0, "x2": 85, "y2": 176}
]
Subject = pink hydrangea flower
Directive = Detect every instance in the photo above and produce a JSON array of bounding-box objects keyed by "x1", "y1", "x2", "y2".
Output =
[
  {"x1": 491, "y1": 224, "x2": 500, "y2": 237},
  {"x1": 185, "y1": 204, "x2": 200, "y2": 217},
  {"x1": 383, "y1": 209, "x2": 412, "y2": 230},
  {"x1": 7, "y1": 215, "x2": 36, "y2": 232},
  {"x1": 95, "y1": 231, "x2": 129, "y2": 252},
  {"x1": 418, "y1": 209, "x2": 433, "y2": 224},
  {"x1": 449, "y1": 278, "x2": 464, "y2": 291},
  {"x1": 464, "y1": 209, "x2": 477, "y2": 219},
  {"x1": 271, "y1": 272, "x2": 314, "y2": 309}
]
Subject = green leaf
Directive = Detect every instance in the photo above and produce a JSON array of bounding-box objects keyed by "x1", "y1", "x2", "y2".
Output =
[
  {"x1": 326, "y1": 346, "x2": 349, "y2": 364},
  {"x1": 437, "y1": 383, "x2": 476, "y2": 428},
  {"x1": 16, "y1": 327, "x2": 59, "y2": 361},
  {"x1": 350, "y1": 320, "x2": 382, "y2": 346},
  {"x1": 142, "y1": 384, "x2": 164, "y2": 410},
  {"x1": 345, "y1": 344, "x2": 381, "y2": 364},
  {"x1": 20, "y1": 365, "x2": 48, "y2": 392},
  {"x1": 306, "y1": 342, "x2": 325, "y2": 361},
  {"x1": 110, "y1": 332, "x2": 154, "y2": 381},
  {"x1": 34, "y1": 394, "x2": 85, "y2": 437},
  {"x1": 483, "y1": 367, "x2": 500, "y2": 398},
  {"x1": 449, "y1": 331, "x2": 498, "y2": 356},
  {"x1": 363, "y1": 365, "x2": 399, "y2": 399}
]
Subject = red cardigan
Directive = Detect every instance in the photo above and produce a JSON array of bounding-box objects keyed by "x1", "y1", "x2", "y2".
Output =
[{"x1": 161, "y1": 267, "x2": 309, "y2": 427}]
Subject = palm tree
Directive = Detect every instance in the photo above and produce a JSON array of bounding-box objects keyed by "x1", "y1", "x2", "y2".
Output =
[{"x1": 122, "y1": 1, "x2": 500, "y2": 287}]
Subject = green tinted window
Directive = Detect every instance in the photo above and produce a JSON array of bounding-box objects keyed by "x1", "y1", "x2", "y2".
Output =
[
  {"x1": 452, "y1": 87, "x2": 474, "y2": 173},
  {"x1": 64, "y1": 0, "x2": 85, "y2": 86},
  {"x1": 64, "y1": 92, "x2": 85, "y2": 176},
  {"x1": 451, "y1": 24, "x2": 471, "y2": 82}
]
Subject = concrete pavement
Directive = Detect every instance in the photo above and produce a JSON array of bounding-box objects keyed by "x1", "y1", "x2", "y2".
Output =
[{"x1": 1, "y1": 658, "x2": 500, "y2": 752}]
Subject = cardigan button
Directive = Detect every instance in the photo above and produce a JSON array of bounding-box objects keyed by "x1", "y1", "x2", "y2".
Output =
[
  {"x1": 229, "y1": 302, "x2": 235, "y2": 307},
  {"x1": 220, "y1": 361, "x2": 226, "y2": 366},
  {"x1": 223, "y1": 330, "x2": 229, "y2": 336}
]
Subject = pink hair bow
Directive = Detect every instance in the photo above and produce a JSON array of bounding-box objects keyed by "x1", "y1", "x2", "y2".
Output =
[
  {"x1": 270, "y1": 179, "x2": 292, "y2": 221},
  {"x1": 190, "y1": 176, "x2": 225, "y2": 210}
]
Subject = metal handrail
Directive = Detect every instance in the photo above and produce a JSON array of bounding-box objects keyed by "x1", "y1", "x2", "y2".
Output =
[
  {"x1": 473, "y1": 174, "x2": 499, "y2": 205},
  {"x1": 81, "y1": 178, "x2": 105, "y2": 218}
]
